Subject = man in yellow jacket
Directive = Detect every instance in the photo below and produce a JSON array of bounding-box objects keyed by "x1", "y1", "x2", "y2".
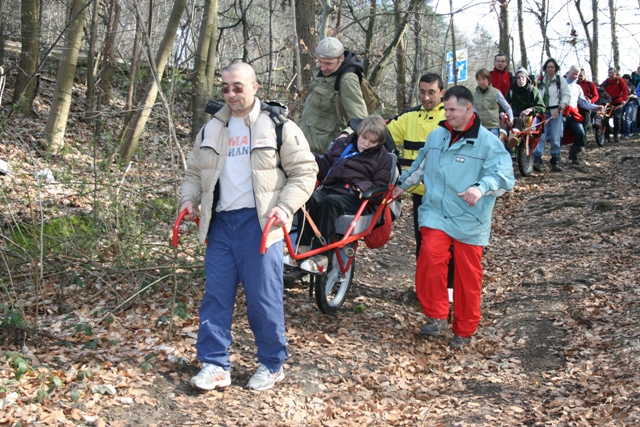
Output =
[{"x1": 387, "y1": 73, "x2": 446, "y2": 256}]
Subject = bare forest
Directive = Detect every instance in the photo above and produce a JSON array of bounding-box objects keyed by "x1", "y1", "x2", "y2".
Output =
[{"x1": 1, "y1": 0, "x2": 640, "y2": 425}]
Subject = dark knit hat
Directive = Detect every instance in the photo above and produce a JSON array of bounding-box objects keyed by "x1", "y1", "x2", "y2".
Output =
[{"x1": 515, "y1": 67, "x2": 530, "y2": 82}]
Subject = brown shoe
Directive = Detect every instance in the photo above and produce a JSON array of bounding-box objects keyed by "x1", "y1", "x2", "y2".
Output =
[{"x1": 507, "y1": 134, "x2": 520, "y2": 150}]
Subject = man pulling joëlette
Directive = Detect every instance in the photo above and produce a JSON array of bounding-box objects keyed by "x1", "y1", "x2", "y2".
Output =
[
  {"x1": 179, "y1": 62, "x2": 317, "y2": 392},
  {"x1": 392, "y1": 86, "x2": 515, "y2": 349}
]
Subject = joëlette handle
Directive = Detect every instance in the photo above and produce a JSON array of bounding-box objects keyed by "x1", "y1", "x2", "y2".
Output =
[
  {"x1": 259, "y1": 216, "x2": 278, "y2": 254},
  {"x1": 172, "y1": 209, "x2": 200, "y2": 247}
]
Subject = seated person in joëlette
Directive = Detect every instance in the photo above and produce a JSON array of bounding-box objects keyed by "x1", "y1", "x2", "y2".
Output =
[
  {"x1": 505, "y1": 67, "x2": 546, "y2": 147},
  {"x1": 288, "y1": 115, "x2": 392, "y2": 273}
]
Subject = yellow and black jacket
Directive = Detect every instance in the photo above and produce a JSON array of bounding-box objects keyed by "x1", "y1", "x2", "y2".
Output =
[{"x1": 387, "y1": 103, "x2": 445, "y2": 195}]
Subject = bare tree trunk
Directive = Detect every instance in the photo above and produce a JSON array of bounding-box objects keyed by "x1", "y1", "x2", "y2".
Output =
[
  {"x1": 295, "y1": 0, "x2": 316, "y2": 89},
  {"x1": 335, "y1": 0, "x2": 343, "y2": 33},
  {"x1": 608, "y1": 0, "x2": 619, "y2": 71},
  {"x1": 0, "y1": 0, "x2": 6, "y2": 63},
  {"x1": 101, "y1": 0, "x2": 120, "y2": 106},
  {"x1": 497, "y1": 0, "x2": 510, "y2": 60},
  {"x1": 529, "y1": 0, "x2": 551, "y2": 66},
  {"x1": 394, "y1": 0, "x2": 407, "y2": 112},
  {"x1": 591, "y1": 0, "x2": 598, "y2": 79},
  {"x1": 368, "y1": 0, "x2": 423, "y2": 86},
  {"x1": 204, "y1": 1, "x2": 219, "y2": 95},
  {"x1": 118, "y1": 0, "x2": 187, "y2": 162},
  {"x1": 12, "y1": 0, "x2": 40, "y2": 116},
  {"x1": 319, "y1": 0, "x2": 335, "y2": 39},
  {"x1": 191, "y1": 0, "x2": 219, "y2": 138},
  {"x1": 268, "y1": 0, "x2": 274, "y2": 96},
  {"x1": 450, "y1": 0, "x2": 457, "y2": 86},
  {"x1": 517, "y1": 0, "x2": 528, "y2": 69},
  {"x1": 573, "y1": 0, "x2": 596, "y2": 79},
  {"x1": 410, "y1": 4, "x2": 423, "y2": 104},
  {"x1": 290, "y1": 0, "x2": 302, "y2": 92},
  {"x1": 43, "y1": 0, "x2": 88, "y2": 153},
  {"x1": 126, "y1": 11, "x2": 143, "y2": 112},
  {"x1": 239, "y1": 0, "x2": 249, "y2": 62},
  {"x1": 85, "y1": 0, "x2": 100, "y2": 123},
  {"x1": 363, "y1": 0, "x2": 376, "y2": 76},
  {"x1": 148, "y1": 0, "x2": 153, "y2": 37}
]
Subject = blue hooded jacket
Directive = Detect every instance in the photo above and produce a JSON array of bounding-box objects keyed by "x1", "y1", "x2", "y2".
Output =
[{"x1": 398, "y1": 114, "x2": 515, "y2": 246}]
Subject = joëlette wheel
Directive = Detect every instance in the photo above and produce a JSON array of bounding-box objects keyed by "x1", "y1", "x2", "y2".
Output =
[
  {"x1": 595, "y1": 125, "x2": 606, "y2": 146},
  {"x1": 517, "y1": 140, "x2": 534, "y2": 176},
  {"x1": 315, "y1": 251, "x2": 355, "y2": 314}
]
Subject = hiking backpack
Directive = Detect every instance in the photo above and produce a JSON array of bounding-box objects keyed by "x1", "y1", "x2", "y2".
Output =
[{"x1": 334, "y1": 66, "x2": 381, "y2": 117}]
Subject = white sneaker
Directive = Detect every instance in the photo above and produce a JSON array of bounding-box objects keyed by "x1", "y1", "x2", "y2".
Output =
[
  {"x1": 189, "y1": 363, "x2": 231, "y2": 390},
  {"x1": 247, "y1": 363, "x2": 285, "y2": 391},
  {"x1": 299, "y1": 254, "x2": 328, "y2": 273}
]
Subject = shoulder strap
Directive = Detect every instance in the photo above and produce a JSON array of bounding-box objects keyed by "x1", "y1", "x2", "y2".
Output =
[
  {"x1": 201, "y1": 99, "x2": 225, "y2": 140},
  {"x1": 260, "y1": 101, "x2": 288, "y2": 151},
  {"x1": 201, "y1": 99, "x2": 288, "y2": 151},
  {"x1": 334, "y1": 66, "x2": 363, "y2": 91}
]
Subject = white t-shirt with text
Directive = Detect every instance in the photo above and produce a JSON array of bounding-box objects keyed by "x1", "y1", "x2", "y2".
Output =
[{"x1": 216, "y1": 116, "x2": 255, "y2": 212}]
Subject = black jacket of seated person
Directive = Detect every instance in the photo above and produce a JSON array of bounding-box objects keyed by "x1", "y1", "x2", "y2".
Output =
[{"x1": 300, "y1": 132, "x2": 392, "y2": 248}]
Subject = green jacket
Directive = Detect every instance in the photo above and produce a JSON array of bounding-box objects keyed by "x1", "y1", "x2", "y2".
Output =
[
  {"x1": 506, "y1": 83, "x2": 546, "y2": 117},
  {"x1": 299, "y1": 51, "x2": 368, "y2": 154},
  {"x1": 473, "y1": 85, "x2": 502, "y2": 129}
]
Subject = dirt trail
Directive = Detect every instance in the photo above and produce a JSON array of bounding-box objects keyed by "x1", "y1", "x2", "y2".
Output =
[
  {"x1": 119, "y1": 138, "x2": 639, "y2": 426},
  {"x1": 2, "y1": 138, "x2": 639, "y2": 426}
]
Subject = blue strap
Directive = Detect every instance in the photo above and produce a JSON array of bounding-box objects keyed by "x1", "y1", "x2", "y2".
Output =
[{"x1": 319, "y1": 142, "x2": 359, "y2": 188}]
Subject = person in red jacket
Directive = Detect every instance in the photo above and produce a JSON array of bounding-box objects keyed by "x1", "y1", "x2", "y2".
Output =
[
  {"x1": 577, "y1": 69, "x2": 599, "y2": 132},
  {"x1": 490, "y1": 53, "x2": 513, "y2": 97},
  {"x1": 602, "y1": 67, "x2": 629, "y2": 143}
]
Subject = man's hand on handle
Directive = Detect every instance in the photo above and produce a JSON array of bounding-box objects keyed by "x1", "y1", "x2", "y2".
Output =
[
  {"x1": 391, "y1": 186, "x2": 405, "y2": 200},
  {"x1": 180, "y1": 200, "x2": 197, "y2": 221},
  {"x1": 268, "y1": 206, "x2": 288, "y2": 227}
]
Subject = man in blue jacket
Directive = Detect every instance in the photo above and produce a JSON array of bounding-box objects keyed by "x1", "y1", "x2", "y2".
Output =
[{"x1": 392, "y1": 86, "x2": 515, "y2": 349}]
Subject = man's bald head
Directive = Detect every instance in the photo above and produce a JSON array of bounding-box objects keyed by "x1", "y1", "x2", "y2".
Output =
[
  {"x1": 221, "y1": 62, "x2": 259, "y2": 117},
  {"x1": 222, "y1": 62, "x2": 257, "y2": 83}
]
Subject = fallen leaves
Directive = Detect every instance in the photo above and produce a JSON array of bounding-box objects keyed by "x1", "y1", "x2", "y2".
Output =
[{"x1": 2, "y1": 85, "x2": 640, "y2": 426}]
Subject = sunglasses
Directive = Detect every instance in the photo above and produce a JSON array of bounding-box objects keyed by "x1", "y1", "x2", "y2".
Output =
[{"x1": 221, "y1": 85, "x2": 246, "y2": 94}]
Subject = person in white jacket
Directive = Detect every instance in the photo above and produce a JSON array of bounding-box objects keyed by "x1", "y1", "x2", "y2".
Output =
[
  {"x1": 564, "y1": 65, "x2": 604, "y2": 165},
  {"x1": 533, "y1": 58, "x2": 571, "y2": 172},
  {"x1": 179, "y1": 62, "x2": 317, "y2": 392}
]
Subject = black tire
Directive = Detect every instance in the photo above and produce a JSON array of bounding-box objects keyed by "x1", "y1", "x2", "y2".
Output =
[
  {"x1": 594, "y1": 125, "x2": 606, "y2": 147},
  {"x1": 517, "y1": 140, "x2": 534, "y2": 176},
  {"x1": 315, "y1": 252, "x2": 355, "y2": 314}
]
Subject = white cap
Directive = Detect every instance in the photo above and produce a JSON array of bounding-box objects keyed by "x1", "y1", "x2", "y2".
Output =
[{"x1": 316, "y1": 37, "x2": 345, "y2": 59}]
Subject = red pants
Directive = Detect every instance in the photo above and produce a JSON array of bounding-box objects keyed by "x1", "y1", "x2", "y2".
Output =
[{"x1": 416, "y1": 228, "x2": 484, "y2": 338}]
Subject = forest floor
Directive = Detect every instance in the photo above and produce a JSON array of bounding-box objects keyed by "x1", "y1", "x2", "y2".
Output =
[{"x1": 1, "y1": 79, "x2": 640, "y2": 425}]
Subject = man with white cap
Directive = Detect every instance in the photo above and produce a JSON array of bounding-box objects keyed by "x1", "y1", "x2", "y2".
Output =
[{"x1": 299, "y1": 37, "x2": 368, "y2": 154}]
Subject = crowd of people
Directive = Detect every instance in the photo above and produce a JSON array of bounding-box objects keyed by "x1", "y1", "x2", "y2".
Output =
[{"x1": 177, "y1": 37, "x2": 637, "y2": 392}]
